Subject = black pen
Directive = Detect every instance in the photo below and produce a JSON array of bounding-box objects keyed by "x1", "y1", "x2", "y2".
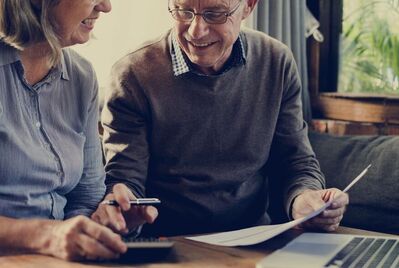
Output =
[{"x1": 101, "y1": 198, "x2": 161, "y2": 206}]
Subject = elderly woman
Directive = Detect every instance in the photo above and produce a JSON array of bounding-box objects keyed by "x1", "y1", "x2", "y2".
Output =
[{"x1": 0, "y1": 0, "x2": 126, "y2": 261}]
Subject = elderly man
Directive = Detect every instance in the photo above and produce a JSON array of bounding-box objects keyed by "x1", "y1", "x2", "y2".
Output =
[{"x1": 92, "y1": 0, "x2": 348, "y2": 236}]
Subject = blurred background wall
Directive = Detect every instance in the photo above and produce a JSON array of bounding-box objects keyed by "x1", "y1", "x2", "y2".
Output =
[{"x1": 72, "y1": 0, "x2": 173, "y2": 98}]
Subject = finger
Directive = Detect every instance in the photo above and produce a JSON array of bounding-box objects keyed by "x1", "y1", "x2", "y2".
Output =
[
  {"x1": 321, "y1": 190, "x2": 332, "y2": 202},
  {"x1": 106, "y1": 207, "x2": 128, "y2": 233},
  {"x1": 75, "y1": 243, "x2": 88, "y2": 261},
  {"x1": 330, "y1": 192, "x2": 349, "y2": 208},
  {"x1": 80, "y1": 218, "x2": 127, "y2": 254},
  {"x1": 142, "y1": 206, "x2": 158, "y2": 224},
  {"x1": 104, "y1": 205, "x2": 128, "y2": 233},
  {"x1": 113, "y1": 184, "x2": 136, "y2": 211},
  {"x1": 323, "y1": 188, "x2": 349, "y2": 205},
  {"x1": 327, "y1": 223, "x2": 340, "y2": 232},
  {"x1": 318, "y1": 222, "x2": 340, "y2": 232},
  {"x1": 76, "y1": 233, "x2": 120, "y2": 260},
  {"x1": 123, "y1": 207, "x2": 148, "y2": 229},
  {"x1": 92, "y1": 202, "x2": 127, "y2": 233},
  {"x1": 302, "y1": 219, "x2": 340, "y2": 232},
  {"x1": 63, "y1": 236, "x2": 84, "y2": 261},
  {"x1": 322, "y1": 206, "x2": 346, "y2": 218},
  {"x1": 311, "y1": 214, "x2": 343, "y2": 225}
]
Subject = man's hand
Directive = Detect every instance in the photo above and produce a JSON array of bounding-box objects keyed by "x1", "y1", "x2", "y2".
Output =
[
  {"x1": 291, "y1": 188, "x2": 349, "y2": 232},
  {"x1": 43, "y1": 216, "x2": 127, "y2": 261},
  {"x1": 91, "y1": 183, "x2": 158, "y2": 234}
]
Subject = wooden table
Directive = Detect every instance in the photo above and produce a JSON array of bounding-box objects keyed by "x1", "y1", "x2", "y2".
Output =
[{"x1": 0, "y1": 227, "x2": 395, "y2": 268}]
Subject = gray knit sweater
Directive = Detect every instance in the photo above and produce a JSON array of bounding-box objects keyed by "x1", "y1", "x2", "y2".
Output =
[{"x1": 102, "y1": 28, "x2": 325, "y2": 236}]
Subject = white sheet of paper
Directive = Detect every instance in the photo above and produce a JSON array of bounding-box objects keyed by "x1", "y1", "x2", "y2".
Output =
[{"x1": 185, "y1": 165, "x2": 371, "y2": 247}]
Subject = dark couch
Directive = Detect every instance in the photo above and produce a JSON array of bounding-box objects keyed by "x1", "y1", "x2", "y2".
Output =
[
  {"x1": 308, "y1": 131, "x2": 399, "y2": 234},
  {"x1": 268, "y1": 131, "x2": 399, "y2": 234}
]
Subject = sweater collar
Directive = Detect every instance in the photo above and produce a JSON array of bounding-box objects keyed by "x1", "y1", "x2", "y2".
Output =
[{"x1": 170, "y1": 30, "x2": 246, "y2": 77}]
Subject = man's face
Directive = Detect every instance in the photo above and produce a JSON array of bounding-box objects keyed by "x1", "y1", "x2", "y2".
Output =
[{"x1": 170, "y1": 0, "x2": 245, "y2": 75}]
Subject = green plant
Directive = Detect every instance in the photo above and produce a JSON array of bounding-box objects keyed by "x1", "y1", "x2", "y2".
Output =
[{"x1": 339, "y1": 0, "x2": 399, "y2": 95}]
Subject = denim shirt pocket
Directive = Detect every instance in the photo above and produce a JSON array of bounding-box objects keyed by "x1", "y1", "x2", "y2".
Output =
[
  {"x1": 73, "y1": 131, "x2": 86, "y2": 178},
  {"x1": 62, "y1": 131, "x2": 87, "y2": 194}
]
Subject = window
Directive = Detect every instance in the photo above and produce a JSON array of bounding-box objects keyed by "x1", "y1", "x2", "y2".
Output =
[
  {"x1": 339, "y1": 0, "x2": 399, "y2": 95},
  {"x1": 307, "y1": 0, "x2": 399, "y2": 126}
]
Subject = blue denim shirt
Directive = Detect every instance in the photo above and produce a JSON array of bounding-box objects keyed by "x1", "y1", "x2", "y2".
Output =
[{"x1": 0, "y1": 41, "x2": 105, "y2": 219}]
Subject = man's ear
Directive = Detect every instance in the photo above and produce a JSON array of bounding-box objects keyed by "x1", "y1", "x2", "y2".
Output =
[{"x1": 241, "y1": 0, "x2": 258, "y2": 20}]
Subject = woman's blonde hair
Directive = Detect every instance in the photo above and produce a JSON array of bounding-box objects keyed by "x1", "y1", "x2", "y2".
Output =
[{"x1": 0, "y1": 0, "x2": 61, "y2": 65}]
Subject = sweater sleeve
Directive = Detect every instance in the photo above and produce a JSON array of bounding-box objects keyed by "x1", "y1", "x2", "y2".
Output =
[
  {"x1": 101, "y1": 59, "x2": 150, "y2": 198},
  {"x1": 270, "y1": 50, "x2": 325, "y2": 219}
]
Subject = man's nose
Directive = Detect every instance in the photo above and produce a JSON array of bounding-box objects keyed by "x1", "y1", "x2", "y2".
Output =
[{"x1": 187, "y1": 15, "x2": 210, "y2": 39}]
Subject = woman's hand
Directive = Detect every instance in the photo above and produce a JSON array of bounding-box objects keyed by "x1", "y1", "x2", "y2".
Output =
[{"x1": 42, "y1": 216, "x2": 127, "y2": 261}]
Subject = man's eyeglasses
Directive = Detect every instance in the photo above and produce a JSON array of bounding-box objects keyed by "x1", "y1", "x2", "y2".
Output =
[{"x1": 168, "y1": 0, "x2": 242, "y2": 24}]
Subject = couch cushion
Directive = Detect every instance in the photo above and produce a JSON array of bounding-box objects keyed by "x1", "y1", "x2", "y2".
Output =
[{"x1": 309, "y1": 131, "x2": 399, "y2": 234}]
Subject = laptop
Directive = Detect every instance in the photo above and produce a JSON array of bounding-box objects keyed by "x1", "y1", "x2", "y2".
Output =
[{"x1": 256, "y1": 232, "x2": 399, "y2": 268}]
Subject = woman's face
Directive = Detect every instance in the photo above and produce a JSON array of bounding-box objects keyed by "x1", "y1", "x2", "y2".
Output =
[{"x1": 51, "y1": 0, "x2": 111, "y2": 47}]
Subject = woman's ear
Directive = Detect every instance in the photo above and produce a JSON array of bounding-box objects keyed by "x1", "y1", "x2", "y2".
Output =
[{"x1": 241, "y1": 0, "x2": 258, "y2": 20}]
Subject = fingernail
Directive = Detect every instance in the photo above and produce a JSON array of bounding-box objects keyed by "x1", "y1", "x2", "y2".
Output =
[
  {"x1": 152, "y1": 210, "x2": 158, "y2": 220},
  {"x1": 152, "y1": 209, "x2": 158, "y2": 217}
]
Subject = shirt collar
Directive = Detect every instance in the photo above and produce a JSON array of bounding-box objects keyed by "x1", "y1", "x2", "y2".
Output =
[
  {"x1": 0, "y1": 41, "x2": 20, "y2": 66},
  {"x1": 60, "y1": 51, "x2": 69, "y2": 81},
  {"x1": 170, "y1": 31, "x2": 190, "y2": 76},
  {"x1": 0, "y1": 40, "x2": 69, "y2": 81},
  {"x1": 170, "y1": 30, "x2": 246, "y2": 77}
]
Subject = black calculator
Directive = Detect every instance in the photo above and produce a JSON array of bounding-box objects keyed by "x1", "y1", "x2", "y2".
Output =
[
  {"x1": 123, "y1": 237, "x2": 174, "y2": 249},
  {"x1": 120, "y1": 237, "x2": 175, "y2": 262}
]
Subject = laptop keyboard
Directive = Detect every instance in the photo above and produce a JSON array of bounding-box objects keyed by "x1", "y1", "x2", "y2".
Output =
[{"x1": 325, "y1": 237, "x2": 399, "y2": 268}]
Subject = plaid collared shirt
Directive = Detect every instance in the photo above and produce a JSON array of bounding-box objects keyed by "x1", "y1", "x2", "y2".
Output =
[{"x1": 170, "y1": 30, "x2": 246, "y2": 76}]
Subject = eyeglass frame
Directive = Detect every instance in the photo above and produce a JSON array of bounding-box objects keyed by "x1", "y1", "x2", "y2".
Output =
[{"x1": 168, "y1": 0, "x2": 242, "y2": 25}]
